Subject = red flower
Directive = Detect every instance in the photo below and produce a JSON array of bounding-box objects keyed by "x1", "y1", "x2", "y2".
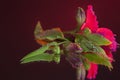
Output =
[
  {"x1": 97, "y1": 28, "x2": 117, "y2": 51},
  {"x1": 87, "y1": 63, "x2": 98, "y2": 79},
  {"x1": 81, "y1": 5, "x2": 98, "y2": 32},
  {"x1": 81, "y1": 5, "x2": 117, "y2": 79}
]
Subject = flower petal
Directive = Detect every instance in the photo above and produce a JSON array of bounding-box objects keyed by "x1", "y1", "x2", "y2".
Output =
[
  {"x1": 102, "y1": 46, "x2": 113, "y2": 62},
  {"x1": 105, "y1": 50, "x2": 113, "y2": 62},
  {"x1": 97, "y1": 28, "x2": 117, "y2": 51},
  {"x1": 87, "y1": 63, "x2": 98, "y2": 79},
  {"x1": 81, "y1": 5, "x2": 98, "y2": 32}
]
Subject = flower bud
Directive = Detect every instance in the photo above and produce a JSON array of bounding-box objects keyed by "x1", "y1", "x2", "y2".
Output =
[
  {"x1": 65, "y1": 43, "x2": 83, "y2": 68},
  {"x1": 76, "y1": 7, "x2": 86, "y2": 26}
]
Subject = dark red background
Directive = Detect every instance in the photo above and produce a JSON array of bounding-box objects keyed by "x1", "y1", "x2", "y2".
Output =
[{"x1": 1, "y1": 0, "x2": 120, "y2": 80}]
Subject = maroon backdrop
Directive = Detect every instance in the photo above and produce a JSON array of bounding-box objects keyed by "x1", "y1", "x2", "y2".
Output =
[{"x1": 1, "y1": 0, "x2": 120, "y2": 80}]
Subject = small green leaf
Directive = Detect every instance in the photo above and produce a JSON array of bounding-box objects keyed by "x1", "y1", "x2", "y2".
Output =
[
  {"x1": 21, "y1": 53, "x2": 54, "y2": 64},
  {"x1": 75, "y1": 34, "x2": 84, "y2": 43},
  {"x1": 79, "y1": 54, "x2": 90, "y2": 70},
  {"x1": 52, "y1": 44, "x2": 61, "y2": 63},
  {"x1": 86, "y1": 33, "x2": 112, "y2": 46},
  {"x1": 48, "y1": 42, "x2": 58, "y2": 46},
  {"x1": 53, "y1": 45, "x2": 60, "y2": 55},
  {"x1": 83, "y1": 28, "x2": 91, "y2": 35},
  {"x1": 83, "y1": 53, "x2": 113, "y2": 69},
  {"x1": 35, "y1": 28, "x2": 64, "y2": 41},
  {"x1": 82, "y1": 57, "x2": 90, "y2": 70},
  {"x1": 83, "y1": 61, "x2": 90, "y2": 70},
  {"x1": 54, "y1": 55, "x2": 60, "y2": 63}
]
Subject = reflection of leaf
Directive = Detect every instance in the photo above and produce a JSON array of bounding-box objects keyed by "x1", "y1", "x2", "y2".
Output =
[
  {"x1": 86, "y1": 33, "x2": 111, "y2": 46},
  {"x1": 83, "y1": 52, "x2": 113, "y2": 69},
  {"x1": 21, "y1": 42, "x2": 61, "y2": 64}
]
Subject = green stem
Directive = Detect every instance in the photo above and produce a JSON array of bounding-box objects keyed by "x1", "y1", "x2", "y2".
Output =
[
  {"x1": 63, "y1": 30, "x2": 78, "y2": 36},
  {"x1": 76, "y1": 65, "x2": 86, "y2": 80},
  {"x1": 74, "y1": 24, "x2": 82, "y2": 33}
]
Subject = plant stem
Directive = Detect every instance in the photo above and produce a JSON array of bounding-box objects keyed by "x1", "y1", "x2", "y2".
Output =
[{"x1": 76, "y1": 65, "x2": 86, "y2": 80}]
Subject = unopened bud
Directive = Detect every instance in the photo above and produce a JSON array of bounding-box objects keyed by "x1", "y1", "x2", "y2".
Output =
[{"x1": 76, "y1": 7, "x2": 86, "y2": 26}]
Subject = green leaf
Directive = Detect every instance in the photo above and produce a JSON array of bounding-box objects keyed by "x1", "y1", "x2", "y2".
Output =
[
  {"x1": 35, "y1": 28, "x2": 64, "y2": 41},
  {"x1": 92, "y1": 46, "x2": 109, "y2": 58},
  {"x1": 75, "y1": 35, "x2": 94, "y2": 52},
  {"x1": 83, "y1": 53, "x2": 113, "y2": 69},
  {"x1": 79, "y1": 54, "x2": 90, "y2": 70},
  {"x1": 53, "y1": 45, "x2": 60, "y2": 55},
  {"x1": 83, "y1": 28, "x2": 91, "y2": 35},
  {"x1": 80, "y1": 39, "x2": 94, "y2": 52},
  {"x1": 82, "y1": 57, "x2": 90, "y2": 70},
  {"x1": 34, "y1": 21, "x2": 43, "y2": 35},
  {"x1": 75, "y1": 34, "x2": 84, "y2": 43},
  {"x1": 21, "y1": 53, "x2": 54, "y2": 64},
  {"x1": 75, "y1": 34, "x2": 109, "y2": 58},
  {"x1": 85, "y1": 33, "x2": 112, "y2": 46},
  {"x1": 21, "y1": 42, "x2": 60, "y2": 64},
  {"x1": 83, "y1": 61, "x2": 90, "y2": 70},
  {"x1": 54, "y1": 55, "x2": 60, "y2": 63},
  {"x1": 21, "y1": 45, "x2": 49, "y2": 61},
  {"x1": 52, "y1": 44, "x2": 61, "y2": 63}
]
